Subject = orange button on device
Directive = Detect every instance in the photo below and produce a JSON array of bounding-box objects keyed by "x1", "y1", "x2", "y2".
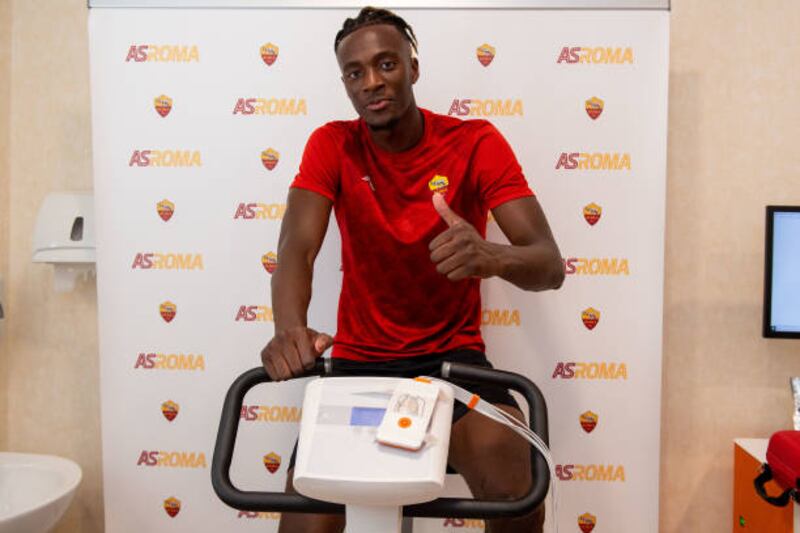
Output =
[{"x1": 398, "y1": 417, "x2": 412, "y2": 428}]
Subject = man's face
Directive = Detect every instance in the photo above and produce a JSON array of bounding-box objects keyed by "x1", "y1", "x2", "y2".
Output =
[{"x1": 336, "y1": 24, "x2": 419, "y2": 129}]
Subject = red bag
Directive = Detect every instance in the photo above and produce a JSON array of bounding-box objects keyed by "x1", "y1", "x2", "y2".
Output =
[{"x1": 755, "y1": 430, "x2": 800, "y2": 506}]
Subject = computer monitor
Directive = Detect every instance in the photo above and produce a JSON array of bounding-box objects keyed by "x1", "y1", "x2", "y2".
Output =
[{"x1": 764, "y1": 206, "x2": 800, "y2": 338}]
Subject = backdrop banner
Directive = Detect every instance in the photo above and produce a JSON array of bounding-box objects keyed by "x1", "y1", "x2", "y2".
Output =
[{"x1": 90, "y1": 6, "x2": 669, "y2": 532}]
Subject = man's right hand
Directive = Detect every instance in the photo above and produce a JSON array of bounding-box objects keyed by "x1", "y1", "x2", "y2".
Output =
[{"x1": 260, "y1": 327, "x2": 333, "y2": 381}]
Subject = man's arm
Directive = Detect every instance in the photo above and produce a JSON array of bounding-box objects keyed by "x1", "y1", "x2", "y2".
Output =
[
  {"x1": 429, "y1": 194, "x2": 564, "y2": 291},
  {"x1": 261, "y1": 188, "x2": 334, "y2": 380}
]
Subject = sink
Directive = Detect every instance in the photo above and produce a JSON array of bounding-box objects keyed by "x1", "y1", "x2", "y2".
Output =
[{"x1": 0, "y1": 453, "x2": 82, "y2": 533}]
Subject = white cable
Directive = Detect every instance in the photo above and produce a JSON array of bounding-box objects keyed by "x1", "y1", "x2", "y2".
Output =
[{"x1": 427, "y1": 378, "x2": 559, "y2": 533}]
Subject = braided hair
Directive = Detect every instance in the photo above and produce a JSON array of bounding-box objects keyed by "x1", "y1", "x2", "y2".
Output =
[{"x1": 334, "y1": 7, "x2": 418, "y2": 54}]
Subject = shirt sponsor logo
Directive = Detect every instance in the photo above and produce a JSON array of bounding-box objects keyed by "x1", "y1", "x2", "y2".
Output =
[
  {"x1": 131, "y1": 253, "x2": 204, "y2": 270},
  {"x1": 564, "y1": 257, "x2": 629, "y2": 276},
  {"x1": 583, "y1": 203, "x2": 602, "y2": 226},
  {"x1": 154, "y1": 94, "x2": 173, "y2": 117},
  {"x1": 579, "y1": 512, "x2": 597, "y2": 533},
  {"x1": 476, "y1": 43, "x2": 495, "y2": 66},
  {"x1": 447, "y1": 98, "x2": 524, "y2": 117},
  {"x1": 235, "y1": 305, "x2": 274, "y2": 322},
  {"x1": 232, "y1": 98, "x2": 307, "y2": 115},
  {"x1": 137, "y1": 450, "x2": 207, "y2": 468},
  {"x1": 481, "y1": 308, "x2": 521, "y2": 327},
  {"x1": 126, "y1": 44, "x2": 199, "y2": 63},
  {"x1": 163, "y1": 497, "x2": 181, "y2": 518},
  {"x1": 162, "y1": 400, "x2": 179, "y2": 422},
  {"x1": 263, "y1": 452, "x2": 281, "y2": 474},
  {"x1": 557, "y1": 46, "x2": 634, "y2": 64},
  {"x1": 260, "y1": 42, "x2": 279, "y2": 66},
  {"x1": 129, "y1": 150, "x2": 202, "y2": 167},
  {"x1": 157, "y1": 199, "x2": 174, "y2": 221},
  {"x1": 233, "y1": 203, "x2": 286, "y2": 220},
  {"x1": 134, "y1": 352, "x2": 206, "y2": 371},
  {"x1": 580, "y1": 410, "x2": 598, "y2": 433},
  {"x1": 585, "y1": 96, "x2": 604, "y2": 120},
  {"x1": 552, "y1": 362, "x2": 628, "y2": 380},
  {"x1": 555, "y1": 152, "x2": 631, "y2": 171},
  {"x1": 555, "y1": 464, "x2": 626, "y2": 482},
  {"x1": 261, "y1": 148, "x2": 280, "y2": 170},
  {"x1": 581, "y1": 307, "x2": 600, "y2": 330},
  {"x1": 262, "y1": 252, "x2": 278, "y2": 274},
  {"x1": 160, "y1": 301, "x2": 177, "y2": 323},
  {"x1": 442, "y1": 518, "x2": 486, "y2": 528},
  {"x1": 240, "y1": 405, "x2": 302, "y2": 422},
  {"x1": 428, "y1": 175, "x2": 449, "y2": 195}
]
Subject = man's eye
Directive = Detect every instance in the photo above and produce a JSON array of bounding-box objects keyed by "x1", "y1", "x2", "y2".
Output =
[
  {"x1": 347, "y1": 70, "x2": 361, "y2": 80},
  {"x1": 380, "y1": 61, "x2": 396, "y2": 70}
]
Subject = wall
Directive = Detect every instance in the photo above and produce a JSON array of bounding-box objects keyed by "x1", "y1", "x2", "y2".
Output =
[
  {"x1": 1, "y1": 1, "x2": 798, "y2": 533},
  {"x1": 660, "y1": 1, "x2": 800, "y2": 531},
  {"x1": 4, "y1": 1, "x2": 103, "y2": 532},
  {"x1": 0, "y1": 0, "x2": 10, "y2": 452}
]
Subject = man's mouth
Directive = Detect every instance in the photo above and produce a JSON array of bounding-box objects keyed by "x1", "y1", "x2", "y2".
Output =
[{"x1": 365, "y1": 99, "x2": 391, "y2": 112}]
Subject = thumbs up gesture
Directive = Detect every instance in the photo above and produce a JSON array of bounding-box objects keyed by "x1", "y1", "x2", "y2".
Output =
[{"x1": 429, "y1": 193, "x2": 500, "y2": 281}]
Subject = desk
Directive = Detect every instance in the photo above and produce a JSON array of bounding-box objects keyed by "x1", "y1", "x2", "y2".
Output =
[{"x1": 734, "y1": 439, "x2": 799, "y2": 532}]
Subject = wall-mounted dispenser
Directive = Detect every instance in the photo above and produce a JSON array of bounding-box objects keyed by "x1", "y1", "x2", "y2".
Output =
[{"x1": 32, "y1": 192, "x2": 95, "y2": 292}]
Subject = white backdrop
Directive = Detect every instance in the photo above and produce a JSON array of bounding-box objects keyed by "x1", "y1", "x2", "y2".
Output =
[{"x1": 90, "y1": 5, "x2": 669, "y2": 532}]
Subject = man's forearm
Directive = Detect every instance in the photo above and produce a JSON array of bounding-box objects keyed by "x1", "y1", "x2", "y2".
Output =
[
  {"x1": 271, "y1": 257, "x2": 313, "y2": 332},
  {"x1": 489, "y1": 241, "x2": 565, "y2": 292}
]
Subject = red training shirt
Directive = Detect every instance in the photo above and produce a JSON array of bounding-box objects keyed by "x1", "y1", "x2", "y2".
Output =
[{"x1": 291, "y1": 108, "x2": 533, "y2": 361}]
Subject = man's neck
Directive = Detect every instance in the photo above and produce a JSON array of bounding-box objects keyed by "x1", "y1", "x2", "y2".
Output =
[{"x1": 368, "y1": 105, "x2": 424, "y2": 153}]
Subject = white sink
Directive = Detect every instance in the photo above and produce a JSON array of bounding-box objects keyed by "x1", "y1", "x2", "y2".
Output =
[{"x1": 0, "y1": 453, "x2": 82, "y2": 533}]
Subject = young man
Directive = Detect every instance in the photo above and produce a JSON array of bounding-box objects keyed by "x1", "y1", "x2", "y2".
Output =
[{"x1": 261, "y1": 7, "x2": 564, "y2": 533}]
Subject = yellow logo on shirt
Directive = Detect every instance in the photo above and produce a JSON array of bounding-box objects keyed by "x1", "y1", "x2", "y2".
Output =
[{"x1": 428, "y1": 175, "x2": 449, "y2": 195}]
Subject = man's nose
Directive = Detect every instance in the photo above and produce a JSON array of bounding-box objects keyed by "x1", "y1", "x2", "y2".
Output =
[{"x1": 362, "y1": 67, "x2": 384, "y2": 92}]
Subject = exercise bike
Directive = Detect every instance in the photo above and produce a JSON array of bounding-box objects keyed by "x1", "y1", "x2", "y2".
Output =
[{"x1": 212, "y1": 359, "x2": 552, "y2": 532}]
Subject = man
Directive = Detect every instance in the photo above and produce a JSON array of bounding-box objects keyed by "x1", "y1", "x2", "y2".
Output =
[{"x1": 261, "y1": 7, "x2": 564, "y2": 533}]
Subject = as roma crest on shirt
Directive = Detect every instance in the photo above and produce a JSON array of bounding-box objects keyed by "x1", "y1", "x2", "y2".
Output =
[
  {"x1": 583, "y1": 203, "x2": 602, "y2": 226},
  {"x1": 157, "y1": 199, "x2": 175, "y2": 222},
  {"x1": 263, "y1": 452, "x2": 281, "y2": 474},
  {"x1": 154, "y1": 94, "x2": 173, "y2": 117},
  {"x1": 476, "y1": 43, "x2": 495, "y2": 67},
  {"x1": 585, "y1": 96, "x2": 604, "y2": 120},
  {"x1": 163, "y1": 497, "x2": 181, "y2": 518},
  {"x1": 262, "y1": 252, "x2": 278, "y2": 274},
  {"x1": 160, "y1": 301, "x2": 177, "y2": 323},
  {"x1": 161, "y1": 400, "x2": 179, "y2": 422},
  {"x1": 581, "y1": 307, "x2": 600, "y2": 330},
  {"x1": 578, "y1": 512, "x2": 597, "y2": 533},
  {"x1": 261, "y1": 148, "x2": 279, "y2": 171},
  {"x1": 579, "y1": 410, "x2": 598, "y2": 433},
  {"x1": 260, "y1": 43, "x2": 279, "y2": 66},
  {"x1": 428, "y1": 174, "x2": 449, "y2": 196}
]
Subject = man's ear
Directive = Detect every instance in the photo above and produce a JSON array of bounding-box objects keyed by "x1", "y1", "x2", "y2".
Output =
[{"x1": 410, "y1": 56, "x2": 419, "y2": 84}]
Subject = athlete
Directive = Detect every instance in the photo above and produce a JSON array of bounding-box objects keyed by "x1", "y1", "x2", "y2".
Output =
[{"x1": 261, "y1": 7, "x2": 564, "y2": 533}]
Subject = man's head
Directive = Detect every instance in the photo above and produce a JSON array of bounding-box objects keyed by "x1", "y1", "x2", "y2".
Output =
[{"x1": 334, "y1": 7, "x2": 419, "y2": 130}]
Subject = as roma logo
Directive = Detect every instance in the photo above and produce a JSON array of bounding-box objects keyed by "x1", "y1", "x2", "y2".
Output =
[
  {"x1": 578, "y1": 512, "x2": 597, "y2": 533},
  {"x1": 154, "y1": 94, "x2": 173, "y2": 117},
  {"x1": 581, "y1": 307, "x2": 600, "y2": 330},
  {"x1": 428, "y1": 174, "x2": 449, "y2": 196},
  {"x1": 263, "y1": 452, "x2": 281, "y2": 474},
  {"x1": 262, "y1": 252, "x2": 278, "y2": 274},
  {"x1": 160, "y1": 301, "x2": 177, "y2": 323},
  {"x1": 260, "y1": 43, "x2": 279, "y2": 66},
  {"x1": 579, "y1": 410, "x2": 598, "y2": 433},
  {"x1": 585, "y1": 96, "x2": 604, "y2": 120},
  {"x1": 261, "y1": 148, "x2": 279, "y2": 171},
  {"x1": 583, "y1": 203, "x2": 602, "y2": 226},
  {"x1": 157, "y1": 199, "x2": 175, "y2": 222},
  {"x1": 476, "y1": 43, "x2": 495, "y2": 67},
  {"x1": 163, "y1": 497, "x2": 181, "y2": 518},
  {"x1": 161, "y1": 400, "x2": 179, "y2": 422}
]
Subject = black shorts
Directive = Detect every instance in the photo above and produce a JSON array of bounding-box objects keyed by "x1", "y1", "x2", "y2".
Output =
[{"x1": 287, "y1": 349, "x2": 520, "y2": 471}]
